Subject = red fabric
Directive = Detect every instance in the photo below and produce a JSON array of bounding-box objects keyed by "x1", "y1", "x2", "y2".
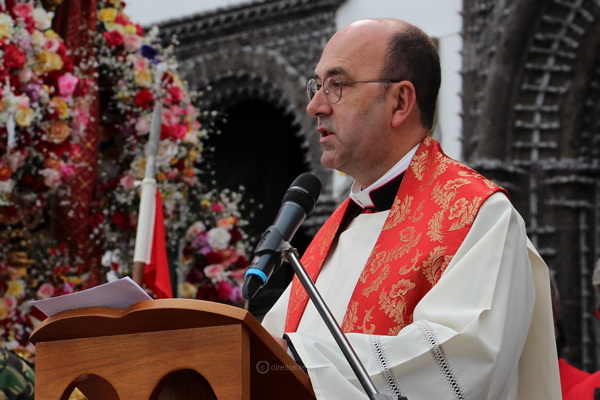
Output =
[
  {"x1": 285, "y1": 137, "x2": 506, "y2": 335},
  {"x1": 53, "y1": 0, "x2": 102, "y2": 286},
  {"x1": 143, "y1": 189, "x2": 173, "y2": 298},
  {"x1": 561, "y1": 359, "x2": 593, "y2": 399}
]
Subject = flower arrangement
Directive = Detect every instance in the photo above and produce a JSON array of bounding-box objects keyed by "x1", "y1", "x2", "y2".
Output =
[
  {"x1": 0, "y1": 0, "x2": 253, "y2": 358},
  {"x1": 0, "y1": 0, "x2": 91, "y2": 359},
  {"x1": 179, "y1": 188, "x2": 252, "y2": 307},
  {"x1": 0, "y1": 1, "x2": 90, "y2": 213},
  {"x1": 0, "y1": 262, "x2": 37, "y2": 356},
  {"x1": 90, "y1": 0, "x2": 212, "y2": 279},
  {"x1": 90, "y1": 0, "x2": 253, "y2": 298}
]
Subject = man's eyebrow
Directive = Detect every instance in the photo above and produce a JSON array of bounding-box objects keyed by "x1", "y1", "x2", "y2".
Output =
[{"x1": 313, "y1": 67, "x2": 350, "y2": 80}]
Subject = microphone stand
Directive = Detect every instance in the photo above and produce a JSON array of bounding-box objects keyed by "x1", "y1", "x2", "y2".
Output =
[{"x1": 281, "y1": 242, "x2": 407, "y2": 400}]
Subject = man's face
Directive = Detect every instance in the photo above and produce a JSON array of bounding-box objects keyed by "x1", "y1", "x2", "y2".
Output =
[{"x1": 306, "y1": 23, "x2": 396, "y2": 187}]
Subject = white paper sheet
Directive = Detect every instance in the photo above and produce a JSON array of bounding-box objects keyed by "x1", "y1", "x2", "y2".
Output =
[{"x1": 31, "y1": 277, "x2": 153, "y2": 317}]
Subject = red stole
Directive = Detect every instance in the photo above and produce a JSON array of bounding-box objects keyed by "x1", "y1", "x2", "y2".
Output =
[{"x1": 284, "y1": 137, "x2": 506, "y2": 335}]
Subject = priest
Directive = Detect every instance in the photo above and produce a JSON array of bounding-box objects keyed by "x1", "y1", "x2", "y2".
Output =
[{"x1": 262, "y1": 18, "x2": 561, "y2": 399}]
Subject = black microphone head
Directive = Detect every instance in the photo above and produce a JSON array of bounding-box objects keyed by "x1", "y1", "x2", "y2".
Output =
[{"x1": 282, "y1": 173, "x2": 321, "y2": 215}]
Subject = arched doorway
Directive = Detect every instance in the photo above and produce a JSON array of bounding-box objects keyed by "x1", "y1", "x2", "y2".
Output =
[{"x1": 203, "y1": 97, "x2": 310, "y2": 318}]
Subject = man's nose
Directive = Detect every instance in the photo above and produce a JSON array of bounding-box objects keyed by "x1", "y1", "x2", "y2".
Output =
[{"x1": 306, "y1": 88, "x2": 332, "y2": 117}]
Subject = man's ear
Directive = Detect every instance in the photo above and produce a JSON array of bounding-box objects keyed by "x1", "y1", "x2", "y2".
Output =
[{"x1": 391, "y1": 81, "x2": 417, "y2": 128}]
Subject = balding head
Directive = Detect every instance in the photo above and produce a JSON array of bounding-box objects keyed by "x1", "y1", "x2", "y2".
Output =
[{"x1": 330, "y1": 19, "x2": 441, "y2": 131}]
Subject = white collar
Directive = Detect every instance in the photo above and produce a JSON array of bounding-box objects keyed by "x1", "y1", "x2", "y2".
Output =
[{"x1": 349, "y1": 144, "x2": 419, "y2": 208}]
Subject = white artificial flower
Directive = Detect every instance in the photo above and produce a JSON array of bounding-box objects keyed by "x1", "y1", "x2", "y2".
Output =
[
  {"x1": 32, "y1": 8, "x2": 52, "y2": 31},
  {"x1": 207, "y1": 227, "x2": 231, "y2": 250},
  {"x1": 39, "y1": 168, "x2": 61, "y2": 189},
  {"x1": 30, "y1": 29, "x2": 45, "y2": 48},
  {"x1": 185, "y1": 221, "x2": 206, "y2": 240},
  {"x1": 153, "y1": 140, "x2": 178, "y2": 168},
  {"x1": 0, "y1": 179, "x2": 16, "y2": 193}
]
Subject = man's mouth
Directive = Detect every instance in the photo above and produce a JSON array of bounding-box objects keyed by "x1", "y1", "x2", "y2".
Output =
[{"x1": 318, "y1": 127, "x2": 333, "y2": 137}]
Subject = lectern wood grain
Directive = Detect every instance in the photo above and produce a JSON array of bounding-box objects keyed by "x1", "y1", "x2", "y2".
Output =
[{"x1": 30, "y1": 299, "x2": 315, "y2": 400}]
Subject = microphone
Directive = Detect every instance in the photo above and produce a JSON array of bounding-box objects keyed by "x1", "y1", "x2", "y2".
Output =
[{"x1": 242, "y1": 173, "x2": 321, "y2": 300}]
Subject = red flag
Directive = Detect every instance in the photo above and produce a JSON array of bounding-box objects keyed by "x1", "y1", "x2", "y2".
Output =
[{"x1": 143, "y1": 189, "x2": 173, "y2": 298}]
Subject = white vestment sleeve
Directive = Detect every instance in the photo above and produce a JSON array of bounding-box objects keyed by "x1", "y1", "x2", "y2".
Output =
[{"x1": 263, "y1": 193, "x2": 561, "y2": 400}]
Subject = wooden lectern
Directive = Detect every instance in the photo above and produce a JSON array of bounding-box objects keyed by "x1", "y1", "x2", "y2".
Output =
[{"x1": 29, "y1": 299, "x2": 315, "y2": 400}]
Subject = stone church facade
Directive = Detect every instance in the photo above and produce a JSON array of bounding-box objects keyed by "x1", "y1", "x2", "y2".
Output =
[{"x1": 157, "y1": 0, "x2": 600, "y2": 370}]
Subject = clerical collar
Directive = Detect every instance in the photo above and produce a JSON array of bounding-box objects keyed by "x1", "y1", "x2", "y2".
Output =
[{"x1": 349, "y1": 144, "x2": 419, "y2": 211}]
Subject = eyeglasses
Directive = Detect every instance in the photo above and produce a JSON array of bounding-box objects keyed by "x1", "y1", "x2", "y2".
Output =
[{"x1": 306, "y1": 75, "x2": 401, "y2": 104}]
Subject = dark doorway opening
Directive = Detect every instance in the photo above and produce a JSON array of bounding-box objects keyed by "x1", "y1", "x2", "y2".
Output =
[{"x1": 204, "y1": 98, "x2": 310, "y2": 318}]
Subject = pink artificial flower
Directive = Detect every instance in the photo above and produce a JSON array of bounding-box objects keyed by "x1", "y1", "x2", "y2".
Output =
[
  {"x1": 119, "y1": 174, "x2": 136, "y2": 190},
  {"x1": 123, "y1": 34, "x2": 142, "y2": 52},
  {"x1": 2, "y1": 294, "x2": 17, "y2": 311},
  {"x1": 17, "y1": 68, "x2": 33, "y2": 83},
  {"x1": 58, "y1": 73, "x2": 79, "y2": 99},
  {"x1": 12, "y1": 3, "x2": 33, "y2": 19},
  {"x1": 15, "y1": 94, "x2": 30, "y2": 109},
  {"x1": 70, "y1": 143, "x2": 82, "y2": 158},
  {"x1": 230, "y1": 267, "x2": 248, "y2": 281},
  {"x1": 166, "y1": 170, "x2": 179, "y2": 180},
  {"x1": 36, "y1": 282, "x2": 55, "y2": 300},
  {"x1": 212, "y1": 203, "x2": 224, "y2": 212},
  {"x1": 60, "y1": 163, "x2": 76, "y2": 178},
  {"x1": 133, "y1": 54, "x2": 148, "y2": 70},
  {"x1": 135, "y1": 115, "x2": 150, "y2": 135},
  {"x1": 204, "y1": 263, "x2": 226, "y2": 281},
  {"x1": 161, "y1": 106, "x2": 180, "y2": 126},
  {"x1": 60, "y1": 282, "x2": 75, "y2": 295},
  {"x1": 6, "y1": 151, "x2": 26, "y2": 171},
  {"x1": 71, "y1": 107, "x2": 89, "y2": 132},
  {"x1": 229, "y1": 286, "x2": 242, "y2": 302},
  {"x1": 44, "y1": 37, "x2": 60, "y2": 52}
]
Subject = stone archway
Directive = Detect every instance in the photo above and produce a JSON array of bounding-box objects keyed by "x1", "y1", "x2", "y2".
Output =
[
  {"x1": 462, "y1": 0, "x2": 600, "y2": 369},
  {"x1": 155, "y1": 1, "x2": 346, "y2": 316},
  {"x1": 158, "y1": 0, "x2": 345, "y2": 204}
]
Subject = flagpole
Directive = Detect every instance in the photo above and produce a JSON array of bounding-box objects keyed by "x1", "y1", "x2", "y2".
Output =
[{"x1": 132, "y1": 102, "x2": 162, "y2": 286}]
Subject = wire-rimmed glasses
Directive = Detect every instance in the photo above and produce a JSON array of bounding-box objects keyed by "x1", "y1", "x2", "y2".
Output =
[{"x1": 305, "y1": 75, "x2": 401, "y2": 104}]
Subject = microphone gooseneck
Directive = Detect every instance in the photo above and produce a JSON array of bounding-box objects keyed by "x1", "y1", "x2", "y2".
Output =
[{"x1": 242, "y1": 173, "x2": 321, "y2": 300}]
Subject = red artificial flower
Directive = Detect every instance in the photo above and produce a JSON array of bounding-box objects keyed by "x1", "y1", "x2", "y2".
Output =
[
  {"x1": 170, "y1": 124, "x2": 187, "y2": 140},
  {"x1": 103, "y1": 30, "x2": 125, "y2": 47},
  {"x1": 166, "y1": 85, "x2": 184, "y2": 103},
  {"x1": 204, "y1": 251, "x2": 224, "y2": 265},
  {"x1": 134, "y1": 88, "x2": 154, "y2": 109},
  {"x1": 161, "y1": 71, "x2": 174, "y2": 86},
  {"x1": 88, "y1": 211, "x2": 105, "y2": 228},
  {"x1": 160, "y1": 123, "x2": 173, "y2": 140},
  {"x1": 115, "y1": 14, "x2": 130, "y2": 26},
  {"x1": 3, "y1": 43, "x2": 26, "y2": 70},
  {"x1": 229, "y1": 228, "x2": 243, "y2": 244},
  {"x1": 135, "y1": 23, "x2": 144, "y2": 36},
  {"x1": 235, "y1": 254, "x2": 249, "y2": 269},
  {"x1": 216, "y1": 281, "x2": 233, "y2": 301},
  {"x1": 111, "y1": 210, "x2": 130, "y2": 229},
  {"x1": 196, "y1": 284, "x2": 218, "y2": 302}
]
